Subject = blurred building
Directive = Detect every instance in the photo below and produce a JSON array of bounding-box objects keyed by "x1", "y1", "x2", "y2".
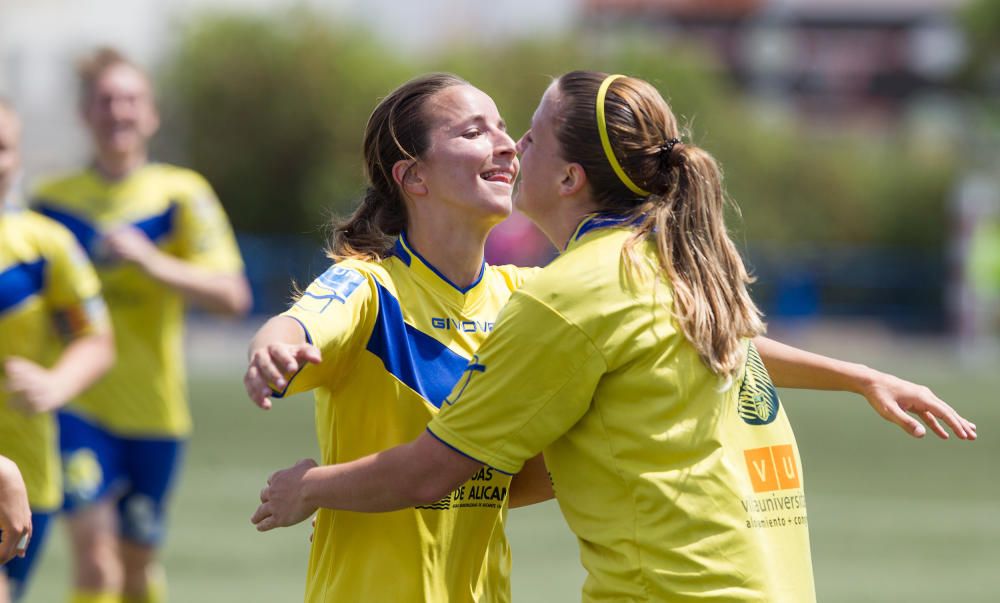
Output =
[{"x1": 585, "y1": 0, "x2": 968, "y2": 128}]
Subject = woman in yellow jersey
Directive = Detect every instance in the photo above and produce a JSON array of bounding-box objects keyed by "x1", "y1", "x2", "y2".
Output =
[
  {"x1": 30, "y1": 49, "x2": 251, "y2": 603},
  {"x1": 250, "y1": 72, "x2": 976, "y2": 603},
  {"x1": 244, "y1": 73, "x2": 550, "y2": 603},
  {"x1": 0, "y1": 100, "x2": 114, "y2": 602}
]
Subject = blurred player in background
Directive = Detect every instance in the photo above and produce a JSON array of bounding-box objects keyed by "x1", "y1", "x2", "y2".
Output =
[
  {"x1": 0, "y1": 99, "x2": 114, "y2": 602},
  {"x1": 251, "y1": 71, "x2": 976, "y2": 602},
  {"x1": 30, "y1": 49, "x2": 251, "y2": 603}
]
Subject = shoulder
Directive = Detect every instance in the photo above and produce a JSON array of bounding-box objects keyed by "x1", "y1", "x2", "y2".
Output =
[
  {"x1": 142, "y1": 164, "x2": 215, "y2": 200},
  {"x1": 484, "y1": 264, "x2": 543, "y2": 292},
  {"x1": 31, "y1": 169, "x2": 91, "y2": 203},
  {"x1": 18, "y1": 210, "x2": 75, "y2": 241}
]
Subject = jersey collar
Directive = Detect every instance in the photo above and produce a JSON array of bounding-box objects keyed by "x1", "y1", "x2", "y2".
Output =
[
  {"x1": 566, "y1": 212, "x2": 640, "y2": 251},
  {"x1": 392, "y1": 232, "x2": 489, "y2": 306}
]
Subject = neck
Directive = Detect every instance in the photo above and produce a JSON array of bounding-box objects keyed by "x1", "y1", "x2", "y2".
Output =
[
  {"x1": 93, "y1": 150, "x2": 147, "y2": 181},
  {"x1": 405, "y1": 217, "x2": 492, "y2": 290},
  {"x1": 530, "y1": 197, "x2": 600, "y2": 251}
]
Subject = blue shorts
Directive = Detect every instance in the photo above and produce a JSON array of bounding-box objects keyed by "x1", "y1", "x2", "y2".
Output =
[
  {"x1": 2, "y1": 511, "x2": 51, "y2": 602},
  {"x1": 58, "y1": 411, "x2": 185, "y2": 546}
]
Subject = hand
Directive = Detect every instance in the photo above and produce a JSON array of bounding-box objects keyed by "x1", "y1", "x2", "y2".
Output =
[
  {"x1": 4, "y1": 357, "x2": 67, "y2": 415},
  {"x1": 102, "y1": 225, "x2": 160, "y2": 269},
  {"x1": 860, "y1": 372, "x2": 977, "y2": 440},
  {"x1": 251, "y1": 459, "x2": 319, "y2": 532},
  {"x1": 244, "y1": 343, "x2": 322, "y2": 410},
  {"x1": 0, "y1": 457, "x2": 32, "y2": 564}
]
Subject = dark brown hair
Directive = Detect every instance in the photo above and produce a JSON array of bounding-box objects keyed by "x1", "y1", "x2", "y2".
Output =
[
  {"x1": 553, "y1": 70, "x2": 764, "y2": 380},
  {"x1": 328, "y1": 73, "x2": 469, "y2": 261}
]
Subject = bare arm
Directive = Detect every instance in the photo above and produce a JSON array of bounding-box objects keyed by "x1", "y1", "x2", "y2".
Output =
[
  {"x1": 244, "y1": 316, "x2": 321, "y2": 409},
  {"x1": 509, "y1": 454, "x2": 554, "y2": 508},
  {"x1": 251, "y1": 431, "x2": 481, "y2": 531},
  {"x1": 753, "y1": 336, "x2": 976, "y2": 440},
  {"x1": 0, "y1": 455, "x2": 31, "y2": 564},
  {"x1": 104, "y1": 226, "x2": 251, "y2": 316},
  {"x1": 5, "y1": 331, "x2": 115, "y2": 415}
]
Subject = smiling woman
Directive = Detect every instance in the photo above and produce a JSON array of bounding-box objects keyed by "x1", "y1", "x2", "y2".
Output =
[{"x1": 242, "y1": 73, "x2": 544, "y2": 603}]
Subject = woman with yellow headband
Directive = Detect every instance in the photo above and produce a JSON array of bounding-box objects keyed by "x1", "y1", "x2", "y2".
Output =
[{"x1": 250, "y1": 71, "x2": 976, "y2": 602}]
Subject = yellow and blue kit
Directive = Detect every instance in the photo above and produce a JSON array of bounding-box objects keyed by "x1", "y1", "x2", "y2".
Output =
[
  {"x1": 278, "y1": 233, "x2": 536, "y2": 603},
  {"x1": 0, "y1": 207, "x2": 107, "y2": 599},
  {"x1": 31, "y1": 163, "x2": 244, "y2": 543},
  {"x1": 429, "y1": 214, "x2": 817, "y2": 603}
]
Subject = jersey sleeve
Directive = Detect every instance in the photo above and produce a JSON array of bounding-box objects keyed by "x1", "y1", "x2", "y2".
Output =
[
  {"x1": 41, "y1": 222, "x2": 109, "y2": 340},
  {"x1": 173, "y1": 173, "x2": 245, "y2": 273},
  {"x1": 275, "y1": 264, "x2": 378, "y2": 397},
  {"x1": 427, "y1": 291, "x2": 607, "y2": 474}
]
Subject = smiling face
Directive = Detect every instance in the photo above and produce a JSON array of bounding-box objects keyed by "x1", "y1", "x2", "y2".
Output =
[
  {"x1": 81, "y1": 63, "x2": 159, "y2": 161},
  {"x1": 0, "y1": 104, "x2": 21, "y2": 202},
  {"x1": 410, "y1": 85, "x2": 518, "y2": 225}
]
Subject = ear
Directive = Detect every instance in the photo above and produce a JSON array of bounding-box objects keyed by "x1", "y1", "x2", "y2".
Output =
[
  {"x1": 559, "y1": 162, "x2": 587, "y2": 197},
  {"x1": 392, "y1": 159, "x2": 428, "y2": 197}
]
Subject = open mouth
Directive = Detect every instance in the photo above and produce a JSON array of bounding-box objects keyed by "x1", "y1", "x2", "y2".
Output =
[{"x1": 480, "y1": 168, "x2": 514, "y2": 184}]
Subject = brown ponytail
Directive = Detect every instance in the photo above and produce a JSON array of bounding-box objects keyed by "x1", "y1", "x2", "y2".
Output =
[
  {"x1": 554, "y1": 71, "x2": 764, "y2": 381},
  {"x1": 328, "y1": 73, "x2": 468, "y2": 262}
]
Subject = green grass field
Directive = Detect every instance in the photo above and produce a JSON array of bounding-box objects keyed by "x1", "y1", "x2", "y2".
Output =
[{"x1": 22, "y1": 335, "x2": 999, "y2": 602}]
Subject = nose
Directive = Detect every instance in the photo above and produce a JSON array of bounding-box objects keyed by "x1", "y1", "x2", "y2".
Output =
[
  {"x1": 494, "y1": 129, "x2": 516, "y2": 158},
  {"x1": 515, "y1": 132, "x2": 528, "y2": 155}
]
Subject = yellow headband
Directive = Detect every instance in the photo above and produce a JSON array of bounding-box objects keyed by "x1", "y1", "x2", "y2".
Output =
[{"x1": 596, "y1": 74, "x2": 650, "y2": 197}]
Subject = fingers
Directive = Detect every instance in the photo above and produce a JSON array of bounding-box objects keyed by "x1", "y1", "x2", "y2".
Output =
[
  {"x1": 250, "y1": 503, "x2": 275, "y2": 532},
  {"x1": 260, "y1": 487, "x2": 269, "y2": 503},
  {"x1": 243, "y1": 365, "x2": 273, "y2": 410},
  {"x1": 296, "y1": 345, "x2": 323, "y2": 366},
  {"x1": 881, "y1": 402, "x2": 926, "y2": 438},
  {"x1": 17, "y1": 531, "x2": 30, "y2": 558}
]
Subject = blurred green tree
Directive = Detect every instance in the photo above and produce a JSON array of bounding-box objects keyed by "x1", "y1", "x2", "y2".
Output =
[{"x1": 160, "y1": 9, "x2": 955, "y2": 254}]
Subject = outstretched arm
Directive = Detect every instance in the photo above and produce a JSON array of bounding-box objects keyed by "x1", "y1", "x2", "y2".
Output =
[
  {"x1": 251, "y1": 431, "x2": 480, "y2": 531},
  {"x1": 244, "y1": 316, "x2": 322, "y2": 410},
  {"x1": 753, "y1": 336, "x2": 976, "y2": 440},
  {"x1": 104, "y1": 226, "x2": 251, "y2": 316},
  {"x1": 5, "y1": 331, "x2": 115, "y2": 415}
]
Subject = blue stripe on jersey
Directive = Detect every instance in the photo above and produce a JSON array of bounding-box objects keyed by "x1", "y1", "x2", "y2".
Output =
[
  {"x1": 366, "y1": 281, "x2": 471, "y2": 408},
  {"x1": 0, "y1": 259, "x2": 46, "y2": 315},
  {"x1": 392, "y1": 239, "x2": 412, "y2": 266},
  {"x1": 35, "y1": 203, "x2": 100, "y2": 256},
  {"x1": 35, "y1": 202, "x2": 178, "y2": 259},
  {"x1": 134, "y1": 202, "x2": 178, "y2": 242}
]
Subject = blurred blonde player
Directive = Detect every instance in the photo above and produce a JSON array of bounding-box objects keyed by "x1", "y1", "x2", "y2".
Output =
[
  {"x1": 0, "y1": 99, "x2": 114, "y2": 602},
  {"x1": 31, "y1": 49, "x2": 251, "y2": 603}
]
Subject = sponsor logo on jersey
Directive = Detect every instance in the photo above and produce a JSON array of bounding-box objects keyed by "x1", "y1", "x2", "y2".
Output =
[
  {"x1": 430, "y1": 317, "x2": 494, "y2": 333},
  {"x1": 743, "y1": 444, "x2": 801, "y2": 493},
  {"x1": 737, "y1": 344, "x2": 780, "y2": 425}
]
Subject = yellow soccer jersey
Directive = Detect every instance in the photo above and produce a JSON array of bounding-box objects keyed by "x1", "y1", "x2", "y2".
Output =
[
  {"x1": 430, "y1": 215, "x2": 816, "y2": 603},
  {"x1": 0, "y1": 209, "x2": 107, "y2": 510},
  {"x1": 280, "y1": 234, "x2": 537, "y2": 603},
  {"x1": 32, "y1": 164, "x2": 244, "y2": 437}
]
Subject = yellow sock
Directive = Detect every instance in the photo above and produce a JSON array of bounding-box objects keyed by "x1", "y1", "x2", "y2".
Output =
[
  {"x1": 122, "y1": 574, "x2": 165, "y2": 603},
  {"x1": 70, "y1": 592, "x2": 121, "y2": 603}
]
